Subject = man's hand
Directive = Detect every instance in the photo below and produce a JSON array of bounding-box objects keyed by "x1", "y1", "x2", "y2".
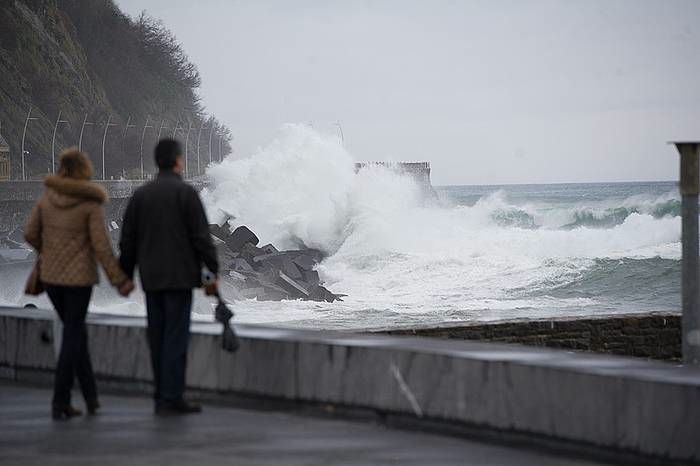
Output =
[
  {"x1": 204, "y1": 279, "x2": 218, "y2": 296},
  {"x1": 118, "y1": 279, "x2": 135, "y2": 297}
]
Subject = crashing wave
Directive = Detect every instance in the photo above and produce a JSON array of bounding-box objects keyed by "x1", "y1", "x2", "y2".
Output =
[{"x1": 562, "y1": 199, "x2": 680, "y2": 229}]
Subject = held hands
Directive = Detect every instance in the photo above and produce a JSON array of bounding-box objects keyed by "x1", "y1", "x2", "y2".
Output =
[
  {"x1": 204, "y1": 279, "x2": 218, "y2": 296},
  {"x1": 201, "y1": 269, "x2": 218, "y2": 296},
  {"x1": 118, "y1": 279, "x2": 135, "y2": 297}
]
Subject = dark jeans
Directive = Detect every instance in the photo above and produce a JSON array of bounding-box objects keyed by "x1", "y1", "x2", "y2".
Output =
[
  {"x1": 145, "y1": 290, "x2": 192, "y2": 406},
  {"x1": 46, "y1": 285, "x2": 96, "y2": 407}
]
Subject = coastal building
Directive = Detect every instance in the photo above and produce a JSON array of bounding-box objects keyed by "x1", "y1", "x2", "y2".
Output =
[{"x1": 0, "y1": 130, "x2": 10, "y2": 181}]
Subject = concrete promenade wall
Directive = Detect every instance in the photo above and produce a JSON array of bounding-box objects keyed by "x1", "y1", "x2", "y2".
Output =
[
  {"x1": 1, "y1": 307, "x2": 699, "y2": 463},
  {"x1": 0, "y1": 177, "x2": 209, "y2": 230},
  {"x1": 382, "y1": 313, "x2": 682, "y2": 361},
  {"x1": 0, "y1": 177, "x2": 208, "y2": 202}
]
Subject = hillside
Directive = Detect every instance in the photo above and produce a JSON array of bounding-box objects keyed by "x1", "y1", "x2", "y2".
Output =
[{"x1": 0, "y1": 0, "x2": 231, "y2": 180}]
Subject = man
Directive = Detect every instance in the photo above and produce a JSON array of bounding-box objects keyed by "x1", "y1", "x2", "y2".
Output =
[{"x1": 119, "y1": 138, "x2": 218, "y2": 415}]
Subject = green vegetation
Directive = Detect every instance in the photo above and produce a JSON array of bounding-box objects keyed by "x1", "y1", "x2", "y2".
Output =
[{"x1": 0, "y1": 0, "x2": 231, "y2": 179}]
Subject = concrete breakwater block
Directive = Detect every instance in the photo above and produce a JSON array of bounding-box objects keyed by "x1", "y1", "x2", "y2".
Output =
[
  {"x1": 0, "y1": 307, "x2": 699, "y2": 463},
  {"x1": 210, "y1": 223, "x2": 342, "y2": 303}
]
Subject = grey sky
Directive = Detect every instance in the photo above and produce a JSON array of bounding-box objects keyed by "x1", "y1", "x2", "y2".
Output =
[{"x1": 116, "y1": 0, "x2": 700, "y2": 185}]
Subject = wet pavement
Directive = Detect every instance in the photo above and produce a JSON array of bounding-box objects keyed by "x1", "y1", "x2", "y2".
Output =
[{"x1": 0, "y1": 381, "x2": 608, "y2": 466}]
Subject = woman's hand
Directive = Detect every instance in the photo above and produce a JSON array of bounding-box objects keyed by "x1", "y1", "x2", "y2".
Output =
[
  {"x1": 204, "y1": 279, "x2": 218, "y2": 296},
  {"x1": 118, "y1": 279, "x2": 135, "y2": 297}
]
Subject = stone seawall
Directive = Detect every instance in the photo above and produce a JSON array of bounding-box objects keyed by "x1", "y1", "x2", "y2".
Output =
[
  {"x1": 0, "y1": 177, "x2": 209, "y2": 238},
  {"x1": 354, "y1": 161, "x2": 436, "y2": 197},
  {"x1": 0, "y1": 177, "x2": 208, "y2": 202},
  {"x1": 1, "y1": 307, "x2": 699, "y2": 463},
  {"x1": 380, "y1": 313, "x2": 682, "y2": 361}
]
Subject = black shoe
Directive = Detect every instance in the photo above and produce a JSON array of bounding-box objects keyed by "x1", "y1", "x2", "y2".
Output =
[
  {"x1": 52, "y1": 404, "x2": 83, "y2": 420},
  {"x1": 86, "y1": 399, "x2": 101, "y2": 415},
  {"x1": 155, "y1": 400, "x2": 202, "y2": 416}
]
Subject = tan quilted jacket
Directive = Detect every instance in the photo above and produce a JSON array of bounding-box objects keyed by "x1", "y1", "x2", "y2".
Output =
[{"x1": 24, "y1": 176, "x2": 128, "y2": 287}]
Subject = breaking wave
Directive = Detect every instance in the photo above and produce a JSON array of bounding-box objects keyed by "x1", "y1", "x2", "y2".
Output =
[
  {"x1": 198, "y1": 124, "x2": 681, "y2": 328},
  {"x1": 562, "y1": 198, "x2": 680, "y2": 229},
  {"x1": 462, "y1": 189, "x2": 681, "y2": 231}
]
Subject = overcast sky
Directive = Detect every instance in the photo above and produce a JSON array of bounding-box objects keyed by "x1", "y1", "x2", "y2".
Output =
[{"x1": 116, "y1": 0, "x2": 700, "y2": 185}]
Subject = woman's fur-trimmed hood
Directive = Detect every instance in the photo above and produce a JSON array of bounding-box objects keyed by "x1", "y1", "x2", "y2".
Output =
[{"x1": 44, "y1": 175, "x2": 107, "y2": 208}]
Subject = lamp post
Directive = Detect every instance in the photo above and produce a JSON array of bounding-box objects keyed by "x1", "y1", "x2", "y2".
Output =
[
  {"x1": 197, "y1": 122, "x2": 207, "y2": 176},
  {"x1": 122, "y1": 116, "x2": 136, "y2": 178},
  {"x1": 157, "y1": 119, "x2": 168, "y2": 140},
  {"x1": 336, "y1": 120, "x2": 344, "y2": 146},
  {"x1": 672, "y1": 141, "x2": 700, "y2": 365},
  {"x1": 140, "y1": 116, "x2": 154, "y2": 180},
  {"x1": 184, "y1": 122, "x2": 194, "y2": 178},
  {"x1": 78, "y1": 113, "x2": 94, "y2": 152},
  {"x1": 101, "y1": 115, "x2": 117, "y2": 180},
  {"x1": 122, "y1": 115, "x2": 136, "y2": 140},
  {"x1": 208, "y1": 124, "x2": 215, "y2": 165},
  {"x1": 21, "y1": 106, "x2": 39, "y2": 181},
  {"x1": 218, "y1": 134, "x2": 223, "y2": 163},
  {"x1": 51, "y1": 111, "x2": 69, "y2": 174}
]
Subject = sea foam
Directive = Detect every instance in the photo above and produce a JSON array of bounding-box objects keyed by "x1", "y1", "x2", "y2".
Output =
[{"x1": 197, "y1": 124, "x2": 681, "y2": 329}]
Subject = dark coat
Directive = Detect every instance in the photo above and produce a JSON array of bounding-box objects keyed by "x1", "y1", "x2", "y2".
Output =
[{"x1": 119, "y1": 171, "x2": 218, "y2": 291}]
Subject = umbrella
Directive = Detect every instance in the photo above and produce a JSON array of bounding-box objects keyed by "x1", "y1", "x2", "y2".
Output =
[{"x1": 214, "y1": 292, "x2": 240, "y2": 352}]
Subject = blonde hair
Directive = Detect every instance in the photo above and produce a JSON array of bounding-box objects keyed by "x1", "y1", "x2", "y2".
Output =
[{"x1": 57, "y1": 147, "x2": 93, "y2": 180}]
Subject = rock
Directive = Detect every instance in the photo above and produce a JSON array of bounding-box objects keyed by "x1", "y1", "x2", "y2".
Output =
[
  {"x1": 231, "y1": 258, "x2": 254, "y2": 273},
  {"x1": 302, "y1": 269, "x2": 320, "y2": 287},
  {"x1": 309, "y1": 285, "x2": 341, "y2": 303},
  {"x1": 240, "y1": 243, "x2": 266, "y2": 265},
  {"x1": 277, "y1": 271, "x2": 310, "y2": 297},
  {"x1": 292, "y1": 254, "x2": 316, "y2": 271},
  {"x1": 209, "y1": 224, "x2": 231, "y2": 243},
  {"x1": 260, "y1": 243, "x2": 278, "y2": 254},
  {"x1": 209, "y1": 224, "x2": 343, "y2": 303},
  {"x1": 227, "y1": 270, "x2": 247, "y2": 281},
  {"x1": 226, "y1": 226, "x2": 260, "y2": 253}
]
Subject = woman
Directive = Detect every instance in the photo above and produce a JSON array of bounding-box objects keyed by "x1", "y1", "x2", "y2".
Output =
[{"x1": 24, "y1": 148, "x2": 134, "y2": 420}]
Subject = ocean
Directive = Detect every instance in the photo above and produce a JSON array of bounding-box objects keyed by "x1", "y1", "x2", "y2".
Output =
[
  {"x1": 1, "y1": 125, "x2": 682, "y2": 330},
  {"x1": 194, "y1": 125, "x2": 682, "y2": 330}
]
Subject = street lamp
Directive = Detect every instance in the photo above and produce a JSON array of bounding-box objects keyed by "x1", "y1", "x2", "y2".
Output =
[
  {"x1": 51, "y1": 110, "x2": 69, "y2": 174},
  {"x1": 157, "y1": 119, "x2": 168, "y2": 140},
  {"x1": 336, "y1": 120, "x2": 344, "y2": 146},
  {"x1": 218, "y1": 134, "x2": 223, "y2": 163},
  {"x1": 184, "y1": 121, "x2": 194, "y2": 178},
  {"x1": 208, "y1": 123, "x2": 215, "y2": 165},
  {"x1": 196, "y1": 121, "x2": 207, "y2": 176},
  {"x1": 21, "y1": 106, "x2": 39, "y2": 181},
  {"x1": 140, "y1": 116, "x2": 154, "y2": 180},
  {"x1": 101, "y1": 115, "x2": 117, "y2": 180},
  {"x1": 78, "y1": 113, "x2": 94, "y2": 152},
  {"x1": 122, "y1": 116, "x2": 136, "y2": 178}
]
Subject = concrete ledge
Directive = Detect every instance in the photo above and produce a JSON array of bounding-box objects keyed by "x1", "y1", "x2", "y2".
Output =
[{"x1": 1, "y1": 307, "x2": 699, "y2": 463}]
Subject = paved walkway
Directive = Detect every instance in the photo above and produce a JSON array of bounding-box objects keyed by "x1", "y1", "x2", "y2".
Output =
[{"x1": 0, "y1": 382, "x2": 606, "y2": 466}]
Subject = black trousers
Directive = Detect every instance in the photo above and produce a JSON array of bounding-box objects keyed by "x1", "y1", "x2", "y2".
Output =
[
  {"x1": 46, "y1": 285, "x2": 96, "y2": 407},
  {"x1": 145, "y1": 290, "x2": 192, "y2": 406}
]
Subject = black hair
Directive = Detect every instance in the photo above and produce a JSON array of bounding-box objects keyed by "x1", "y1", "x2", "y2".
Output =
[{"x1": 154, "y1": 138, "x2": 183, "y2": 170}]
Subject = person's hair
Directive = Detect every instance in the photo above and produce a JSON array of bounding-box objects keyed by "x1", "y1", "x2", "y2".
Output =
[
  {"x1": 154, "y1": 138, "x2": 183, "y2": 170},
  {"x1": 57, "y1": 148, "x2": 93, "y2": 180}
]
